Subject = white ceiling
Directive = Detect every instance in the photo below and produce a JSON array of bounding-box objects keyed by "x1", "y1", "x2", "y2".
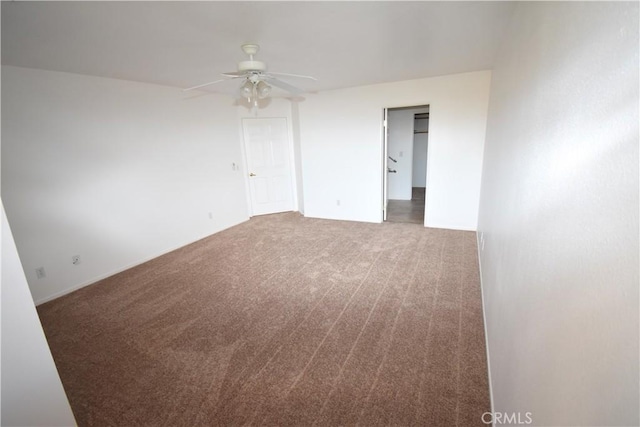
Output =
[{"x1": 1, "y1": 1, "x2": 515, "y2": 95}]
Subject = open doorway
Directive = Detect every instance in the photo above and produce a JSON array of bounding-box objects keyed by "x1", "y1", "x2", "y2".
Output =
[{"x1": 383, "y1": 105, "x2": 429, "y2": 224}]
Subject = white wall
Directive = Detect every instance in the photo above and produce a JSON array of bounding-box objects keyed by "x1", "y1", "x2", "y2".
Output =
[
  {"x1": 387, "y1": 108, "x2": 419, "y2": 200},
  {"x1": 412, "y1": 117, "x2": 428, "y2": 188},
  {"x1": 299, "y1": 71, "x2": 491, "y2": 229},
  {"x1": 477, "y1": 2, "x2": 639, "y2": 426},
  {"x1": 2, "y1": 66, "x2": 250, "y2": 303},
  {"x1": 1, "y1": 202, "x2": 77, "y2": 426}
]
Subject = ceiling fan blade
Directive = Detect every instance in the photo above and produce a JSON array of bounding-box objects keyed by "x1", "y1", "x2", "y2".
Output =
[
  {"x1": 267, "y1": 77, "x2": 304, "y2": 95},
  {"x1": 221, "y1": 71, "x2": 247, "y2": 78},
  {"x1": 269, "y1": 72, "x2": 317, "y2": 81},
  {"x1": 183, "y1": 79, "x2": 227, "y2": 92}
]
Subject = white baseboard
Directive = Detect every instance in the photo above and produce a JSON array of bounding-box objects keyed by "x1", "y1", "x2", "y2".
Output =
[{"x1": 476, "y1": 231, "x2": 495, "y2": 426}]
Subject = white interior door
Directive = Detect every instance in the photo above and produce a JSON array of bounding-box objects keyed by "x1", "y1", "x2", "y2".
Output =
[
  {"x1": 242, "y1": 118, "x2": 294, "y2": 216},
  {"x1": 383, "y1": 108, "x2": 389, "y2": 221}
]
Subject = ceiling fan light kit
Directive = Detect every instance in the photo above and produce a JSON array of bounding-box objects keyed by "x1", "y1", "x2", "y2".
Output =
[
  {"x1": 184, "y1": 43, "x2": 316, "y2": 108},
  {"x1": 240, "y1": 78, "x2": 272, "y2": 107},
  {"x1": 256, "y1": 81, "x2": 271, "y2": 98},
  {"x1": 240, "y1": 80, "x2": 253, "y2": 99}
]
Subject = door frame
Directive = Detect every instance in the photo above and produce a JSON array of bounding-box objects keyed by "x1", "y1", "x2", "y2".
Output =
[
  {"x1": 382, "y1": 108, "x2": 389, "y2": 221},
  {"x1": 381, "y1": 104, "x2": 430, "y2": 225}
]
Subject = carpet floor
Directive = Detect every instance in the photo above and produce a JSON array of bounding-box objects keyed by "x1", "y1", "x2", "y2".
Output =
[{"x1": 38, "y1": 212, "x2": 490, "y2": 426}]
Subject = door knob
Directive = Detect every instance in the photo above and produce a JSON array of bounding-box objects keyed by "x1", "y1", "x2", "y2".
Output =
[{"x1": 249, "y1": 172, "x2": 256, "y2": 177}]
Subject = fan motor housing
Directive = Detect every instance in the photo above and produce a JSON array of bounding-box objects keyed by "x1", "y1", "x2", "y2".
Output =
[{"x1": 238, "y1": 60, "x2": 266, "y2": 72}]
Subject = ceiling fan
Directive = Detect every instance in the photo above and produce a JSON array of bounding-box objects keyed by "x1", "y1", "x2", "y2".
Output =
[{"x1": 184, "y1": 43, "x2": 316, "y2": 104}]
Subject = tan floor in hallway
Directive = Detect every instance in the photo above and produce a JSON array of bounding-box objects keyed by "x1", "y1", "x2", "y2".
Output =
[
  {"x1": 387, "y1": 187, "x2": 426, "y2": 224},
  {"x1": 38, "y1": 212, "x2": 490, "y2": 426}
]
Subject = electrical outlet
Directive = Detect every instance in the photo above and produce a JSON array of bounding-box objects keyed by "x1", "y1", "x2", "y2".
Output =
[
  {"x1": 35, "y1": 267, "x2": 46, "y2": 279},
  {"x1": 72, "y1": 255, "x2": 81, "y2": 265},
  {"x1": 336, "y1": 200, "x2": 341, "y2": 206},
  {"x1": 208, "y1": 212, "x2": 213, "y2": 219}
]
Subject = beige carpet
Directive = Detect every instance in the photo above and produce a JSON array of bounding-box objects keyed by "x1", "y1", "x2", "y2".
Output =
[{"x1": 38, "y1": 212, "x2": 490, "y2": 426}]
